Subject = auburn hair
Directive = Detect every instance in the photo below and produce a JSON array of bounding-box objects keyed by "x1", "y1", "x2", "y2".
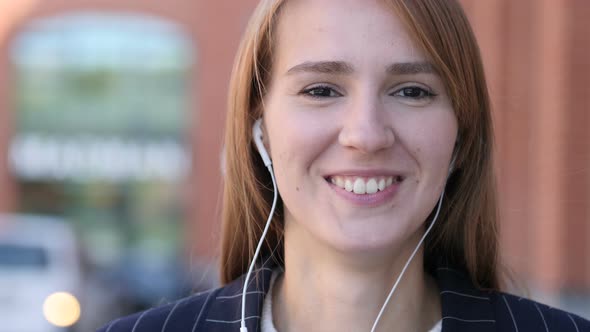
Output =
[{"x1": 220, "y1": 0, "x2": 499, "y2": 290}]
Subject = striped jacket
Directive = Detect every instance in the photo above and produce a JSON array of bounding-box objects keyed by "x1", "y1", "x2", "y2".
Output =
[{"x1": 97, "y1": 262, "x2": 590, "y2": 332}]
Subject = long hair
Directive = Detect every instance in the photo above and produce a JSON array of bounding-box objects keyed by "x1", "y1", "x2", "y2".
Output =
[{"x1": 220, "y1": 0, "x2": 499, "y2": 290}]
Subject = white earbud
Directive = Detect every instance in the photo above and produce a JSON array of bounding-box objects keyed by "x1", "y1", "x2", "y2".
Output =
[{"x1": 253, "y1": 119, "x2": 272, "y2": 167}]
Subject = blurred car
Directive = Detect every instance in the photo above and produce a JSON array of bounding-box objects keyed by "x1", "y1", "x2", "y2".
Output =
[{"x1": 0, "y1": 214, "x2": 82, "y2": 332}]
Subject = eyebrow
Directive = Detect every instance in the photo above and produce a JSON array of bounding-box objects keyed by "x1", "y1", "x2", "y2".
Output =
[
  {"x1": 386, "y1": 62, "x2": 437, "y2": 75},
  {"x1": 285, "y1": 60, "x2": 437, "y2": 76},
  {"x1": 286, "y1": 61, "x2": 354, "y2": 75}
]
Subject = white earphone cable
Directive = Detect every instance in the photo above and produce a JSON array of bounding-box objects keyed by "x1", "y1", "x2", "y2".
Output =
[
  {"x1": 240, "y1": 165, "x2": 278, "y2": 332},
  {"x1": 369, "y1": 184, "x2": 447, "y2": 332}
]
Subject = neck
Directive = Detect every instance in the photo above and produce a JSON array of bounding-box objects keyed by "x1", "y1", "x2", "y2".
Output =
[{"x1": 272, "y1": 222, "x2": 441, "y2": 332}]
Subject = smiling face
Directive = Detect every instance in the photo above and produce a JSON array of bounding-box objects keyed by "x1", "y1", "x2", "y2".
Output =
[{"x1": 262, "y1": 0, "x2": 458, "y2": 254}]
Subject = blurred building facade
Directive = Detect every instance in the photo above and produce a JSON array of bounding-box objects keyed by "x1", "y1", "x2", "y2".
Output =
[
  {"x1": 0, "y1": 0, "x2": 587, "y2": 321},
  {"x1": 461, "y1": 0, "x2": 590, "y2": 299}
]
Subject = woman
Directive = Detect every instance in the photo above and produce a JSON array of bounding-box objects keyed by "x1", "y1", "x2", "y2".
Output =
[{"x1": 99, "y1": 0, "x2": 590, "y2": 331}]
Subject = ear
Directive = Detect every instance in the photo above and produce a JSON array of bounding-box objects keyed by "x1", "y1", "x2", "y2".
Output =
[
  {"x1": 254, "y1": 116, "x2": 270, "y2": 147},
  {"x1": 253, "y1": 106, "x2": 270, "y2": 149}
]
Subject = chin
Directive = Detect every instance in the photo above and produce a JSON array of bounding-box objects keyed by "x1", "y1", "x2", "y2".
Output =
[
  {"x1": 286, "y1": 210, "x2": 419, "y2": 258},
  {"x1": 325, "y1": 229, "x2": 409, "y2": 255},
  {"x1": 317, "y1": 215, "x2": 421, "y2": 256}
]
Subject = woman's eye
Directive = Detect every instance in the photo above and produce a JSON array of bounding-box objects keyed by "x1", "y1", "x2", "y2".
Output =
[
  {"x1": 393, "y1": 86, "x2": 436, "y2": 99},
  {"x1": 301, "y1": 85, "x2": 342, "y2": 98}
]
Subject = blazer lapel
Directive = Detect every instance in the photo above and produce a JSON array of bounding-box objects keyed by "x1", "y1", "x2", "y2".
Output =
[
  {"x1": 435, "y1": 266, "x2": 496, "y2": 332},
  {"x1": 201, "y1": 264, "x2": 274, "y2": 332}
]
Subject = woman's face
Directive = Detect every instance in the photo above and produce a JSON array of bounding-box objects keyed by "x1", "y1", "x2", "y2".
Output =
[{"x1": 262, "y1": 0, "x2": 458, "y2": 254}]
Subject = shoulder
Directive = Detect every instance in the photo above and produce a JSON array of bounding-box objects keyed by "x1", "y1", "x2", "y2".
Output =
[
  {"x1": 434, "y1": 266, "x2": 589, "y2": 332},
  {"x1": 489, "y1": 291, "x2": 590, "y2": 332},
  {"x1": 96, "y1": 266, "x2": 273, "y2": 332},
  {"x1": 95, "y1": 287, "x2": 221, "y2": 332}
]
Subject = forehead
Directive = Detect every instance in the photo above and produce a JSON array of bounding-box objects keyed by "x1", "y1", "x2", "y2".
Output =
[{"x1": 273, "y1": 0, "x2": 425, "y2": 73}]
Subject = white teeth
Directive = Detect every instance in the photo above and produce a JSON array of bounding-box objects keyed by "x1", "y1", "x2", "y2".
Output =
[
  {"x1": 344, "y1": 179, "x2": 353, "y2": 192},
  {"x1": 366, "y1": 178, "x2": 378, "y2": 194},
  {"x1": 353, "y1": 178, "x2": 366, "y2": 194},
  {"x1": 329, "y1": 175, "x2": 401, "y2": 195}
]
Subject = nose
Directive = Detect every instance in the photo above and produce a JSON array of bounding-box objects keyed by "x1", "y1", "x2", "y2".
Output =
[{"x1": 338, "y1": 97, "x2": 395, "y2": 153}]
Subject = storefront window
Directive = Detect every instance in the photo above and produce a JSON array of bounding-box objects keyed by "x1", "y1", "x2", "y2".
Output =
[{"x1": 9, "y1": 13, "x2": 194, "y2": 320}]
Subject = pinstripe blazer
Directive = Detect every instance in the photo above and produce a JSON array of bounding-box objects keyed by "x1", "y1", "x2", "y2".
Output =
[{"x1": 97, "y1": 262, "x2": 590, "y2": 332}]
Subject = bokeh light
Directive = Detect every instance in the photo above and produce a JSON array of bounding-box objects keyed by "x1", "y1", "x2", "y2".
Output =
[{"x1": 42, "y1": 291, "x2": 81, "y2": 327}]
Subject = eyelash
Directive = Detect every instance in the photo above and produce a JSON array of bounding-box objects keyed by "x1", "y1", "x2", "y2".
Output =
[
  {"x1": 393, "y1": 85, "x2": 437, "y2": 100},
  {"x1": 299, "y1": 84, "x2": 437, "y2": 100},
  {"x1": 300, "y1": 85, "x2": 342, "y2": 99}
]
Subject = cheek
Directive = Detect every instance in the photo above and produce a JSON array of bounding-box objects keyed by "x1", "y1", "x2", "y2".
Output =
[
  {"x1": 265, "y1": 115, "x2": 333, "y2": 205},
  {"x1": 267, "y1": 127, "x2": 300, "y2": 167},
  {"x1": 265, "y1": 121, "x2": 305, "y2": 193},
  {"x1": 265, "y1": 108, "x2": 332, "y2": 169},
  {"x1": 398, "y1": 112, "x2": 457, "y2": 174}
]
